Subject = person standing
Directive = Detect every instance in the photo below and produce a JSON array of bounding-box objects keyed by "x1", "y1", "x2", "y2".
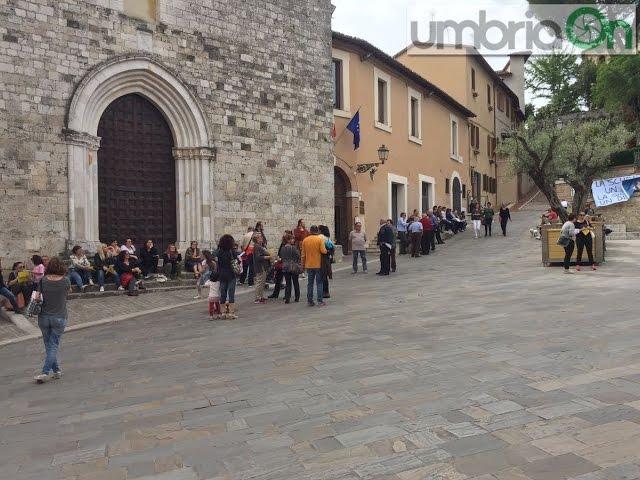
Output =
[
  {"x1": 318, "y1": 226, "x2": 334, "y2": 299},
  {"x1": 560, "y1": 213, "x2": 577, "y2": 274},
  {"x1": 471, "y1": 205, "x2": 483, "y2": 239},
  {"x1": 280, "y1": 233, "x2": 301, "y2": 303},
  {"x1": 428, "y1": 210, "x2": 438, "y2": 251},
  {"x1": 239, "y1": 227, "x2": 255, "y2": 286},
  {"x1": 377, "y1": 219, "x2": 394, "y2": 276},
  {"x1": 469, "y1": 198, "x2": 478, "y2": 216},
  {"x1": 396, "y1": 213, "x2": 408, "y2": 255},
  {"x1": 408, "y1": 216, "x2": 423, "y2": 258},
  {"x1": 434, "y1": 207, "x2": 445, "y2": 245},
  {"x1": 499, "y1": 204, "x2": 511, "y2": 237},
  {"x1": 420, "y1": 213, "x2": 433, "y2": 256},
  {"x1": 33, "y1": 257, "x2": 71, "y2": 384},
  {"x1": 217, "y1": 234, "x2": 239, "y2": 319},
  {"x1": 387, "y1": 219, "x2": 398, "y2": 273},
  {"x1": 574, "y1": 212, "x2": 596, "y2": 271},
  {"x1": 483, "y1": 202, "x2": 495, "y2": 237},
  {"x1": 294, "y1": 219, "x2": 309, "y2": 250},
  {"x1": 349, "y1": 222, "x2": 368, "y2": 273},
  {"x1": 301, "y1": 226, "x2": 328, "y2": 306},
  {"x1": 253, "y1": 234, "x2": 272, "y2": 304},
  {"x1": 269, "y1": 233, "x2": 290, "y2": 300}
]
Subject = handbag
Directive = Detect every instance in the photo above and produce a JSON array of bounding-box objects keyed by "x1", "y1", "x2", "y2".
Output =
[
  {"x1": 26, "y1": 291, "x2": 42, "y2": 317},
  {"x1": 231, "y1": 258, "x2": 243, "y2": 277},
  {"x1": 285, "y1": 261, "x2": 303, "y2": 275},
  {"x1": 557, "y1": 235, "x2": 571, "y2": 247}
]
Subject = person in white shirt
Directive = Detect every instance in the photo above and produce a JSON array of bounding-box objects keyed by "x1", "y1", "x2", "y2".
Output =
[{"x1": 120, "y1": 238, "x2": 137, "y2": 260}]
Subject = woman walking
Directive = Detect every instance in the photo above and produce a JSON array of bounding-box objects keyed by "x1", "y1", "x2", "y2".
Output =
[
  {"x1": 560, "y1": 213, "x2": 577, "y2": 274},
  {"x1": 217, "y1": 234, "x2": 239, "y2": 319},
  {"x1": 280, "y1": 233, "x2": 302, "y2": 303},
  {"x1": 574, "y1": 212, "x2": 596, "y2": 271},
  {"x1": 471, "y1": 205, "x2": 483, "y2": 239},
  {"x1": 483, "y1": 202, "x2": 495, "y2": 237},
  {"x1": 499, "y1": 203, "x2": 511, "y2": 236},
  {"x1": 34, "y1": 257, "x2": 71, "y2": 384}
]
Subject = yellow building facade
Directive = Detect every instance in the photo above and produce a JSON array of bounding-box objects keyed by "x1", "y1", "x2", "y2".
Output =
[{"x1": 331, "y1": 33, "x2": 476, "y2": 249}]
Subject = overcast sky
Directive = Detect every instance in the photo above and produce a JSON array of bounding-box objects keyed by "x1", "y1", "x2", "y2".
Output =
[{"x1": 331, "y1": 0, "x2": 536, "y2": 104}]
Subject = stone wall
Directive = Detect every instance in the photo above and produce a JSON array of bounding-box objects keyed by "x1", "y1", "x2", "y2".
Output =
[{"x1": 0, "y1": 0, "x2": 334, "y2": 262}]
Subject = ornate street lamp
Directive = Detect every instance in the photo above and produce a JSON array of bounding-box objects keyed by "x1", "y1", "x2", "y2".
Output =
[{"x1": 356, "y1": 144, "x2": 390, "y2": 179}]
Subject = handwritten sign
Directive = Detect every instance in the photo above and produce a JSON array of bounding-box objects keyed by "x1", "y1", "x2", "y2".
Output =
[{"x1": 591, "y1": 175, "x2": 640, "y2": 207}]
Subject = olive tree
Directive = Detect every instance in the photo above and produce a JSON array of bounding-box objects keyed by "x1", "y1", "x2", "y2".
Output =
[{"x1": 497, "y1": 118, "x2": 631, "y2": 221}]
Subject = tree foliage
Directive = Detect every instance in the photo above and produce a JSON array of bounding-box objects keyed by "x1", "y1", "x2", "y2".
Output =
[{"x1": 497, "y1": 118, "x2": 631, "y2": 219}]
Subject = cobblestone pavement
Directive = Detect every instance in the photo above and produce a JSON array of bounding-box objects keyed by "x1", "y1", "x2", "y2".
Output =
[{"x1": 2, "y1": 211, "x2": 640, "y2": 480}]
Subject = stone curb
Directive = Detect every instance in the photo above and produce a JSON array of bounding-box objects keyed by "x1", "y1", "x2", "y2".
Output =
[{"x1": 0, "y1": 259, "x2": 381, "y2": 348}]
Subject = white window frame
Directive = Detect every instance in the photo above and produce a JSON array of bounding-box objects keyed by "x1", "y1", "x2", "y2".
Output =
[
  {"x1": 374, "y1": 67, "x2": 392, "y2": 133},
  {"x1": 450, "y1": 114, "x2": 462, "y2": 163},
  {"x1": 417, "y1": 174, "x2": 436, "y2": 213},
  {"x1": 407, "y1": 87, "x2": 422, "y2": 145},
  {"x1": 332, "y1": 48, "x2": 351, "y2": 119},
  {"x1": 388, "y1": 173, "x2": 408, "y2": 220}
]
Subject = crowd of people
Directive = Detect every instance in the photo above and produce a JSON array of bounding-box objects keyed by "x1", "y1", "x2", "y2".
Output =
[{"x1": 2, "y1": 203, "x2": 514, "y2": 384}]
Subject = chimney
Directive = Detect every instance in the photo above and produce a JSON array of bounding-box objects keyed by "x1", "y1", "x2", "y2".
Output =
[{"x1": 501, "y1": 51, "x2": 531, "y2": 115}]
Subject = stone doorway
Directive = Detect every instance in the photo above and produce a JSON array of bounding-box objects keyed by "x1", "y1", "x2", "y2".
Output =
[
  {"x1": 334, "y1": 166, "x2": 352, "y2": 255},
  {"x1": 97, "y1": 94, "x2": 177, "y2": 250}
]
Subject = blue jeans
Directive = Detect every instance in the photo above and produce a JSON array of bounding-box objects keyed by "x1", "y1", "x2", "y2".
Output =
[
  {"x1": 352, "y1": 251, "x2": 367, "y2": 272},
  {"x1": 38, "y1": 314, "x2": 66, "y2": 374},
  {"x1": 0, "y1": 286, "x2": 20, "y2": 311},
  {"x1": 220, "y1": 278, "x2": 236, "y2": 304},
  {"x1": 98, "y1": 270, "x2": 120, "y2": 288},
  {"x1": 69, "y1": 269, "x2": 89, "y2": 290},
  {"x1": 306, "y1": 268, "x2": 323, "y2": 304}
]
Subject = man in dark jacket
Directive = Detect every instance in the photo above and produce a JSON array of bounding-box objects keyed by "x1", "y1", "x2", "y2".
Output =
[
  {"x1": 377, "y1": 219, "x2": 394, "y2": 276},
  {"x1": 0, "y1": 258, "x2": 22, "y2": 313}
]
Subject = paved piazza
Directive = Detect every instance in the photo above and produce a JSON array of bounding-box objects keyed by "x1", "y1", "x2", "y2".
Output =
[{"x1": 2, "y1": 211, "x2": 640, "y2": 480}]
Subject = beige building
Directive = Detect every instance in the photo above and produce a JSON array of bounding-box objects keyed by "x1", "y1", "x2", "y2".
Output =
[
  {"x1": 395, "y1": 45, "x2": 530, "y2": 208},
  {"x1": 331, "y1": 33, "x2": 475, "y2": 250}
]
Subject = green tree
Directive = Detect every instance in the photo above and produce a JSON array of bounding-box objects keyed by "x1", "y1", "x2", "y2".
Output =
[
  {"x1": 498, "y1": 118, "x2": 632, "y2": 220},
  {"x1": 557, "y1": 119, "x2": 631, "y2": 212},
  {"x1": 593, "y1": 56, "x2": 640, "y2": 163},
  {"x1": 526, "y1": 54, "x2": 581, "y2": 117}
]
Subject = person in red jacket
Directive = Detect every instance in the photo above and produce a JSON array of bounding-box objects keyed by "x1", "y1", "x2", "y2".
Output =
[
  {"x1": 294, "y1": 219, "x2": 309, "y2": 251},
  {"x1": 420, "y1": 214, "x2": 433, "y2": 256}
]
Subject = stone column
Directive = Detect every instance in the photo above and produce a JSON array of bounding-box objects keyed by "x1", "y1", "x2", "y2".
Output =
[
  {"x1": 173, "y1": 147, "x2": 216, "y2": 250},
  {"x1": 63, "y1": 129, "x2": 102, "y2": 252}
]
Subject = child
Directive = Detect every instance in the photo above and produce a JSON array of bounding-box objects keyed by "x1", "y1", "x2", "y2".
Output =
[{"x1": 204, "y1": 261, "x2": 221, "y2": 320}]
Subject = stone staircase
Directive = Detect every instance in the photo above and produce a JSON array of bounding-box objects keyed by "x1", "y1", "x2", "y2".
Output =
[
  {"x1": 606, "y1": 224, "x2": 640, "y2": 241},
  {"x1": 67, "y1": 273, "x2": 197, "y2": 300}
]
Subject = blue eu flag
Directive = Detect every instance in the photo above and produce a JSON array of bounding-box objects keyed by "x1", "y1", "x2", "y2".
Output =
[{"x1": 346, "y1": 111, "x2": 360, "y2": 150}]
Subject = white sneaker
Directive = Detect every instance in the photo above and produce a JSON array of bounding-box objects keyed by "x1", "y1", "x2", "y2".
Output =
[
  {"x1": 118, "y1": 286, "x2": 124, "y2": 291},
  {"x1": 52, "y1": 371, "x2": 62, "y2": 380},
  {"x1": 34, "y1": 373, "x2": 49, "y2": 384},
  {"x1": 89, "y1": 279, "x2": 94, "y2": 286},
  {"x1": 193, "y1": 295, "x2": 201, "y2": 300},
  {"x1": 99, "y1": 286, "x2": 105, "y2": 292}
]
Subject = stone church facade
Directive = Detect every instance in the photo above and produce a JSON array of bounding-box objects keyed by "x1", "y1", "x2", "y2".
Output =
[{"x1": 0, "y1": 0, "x2": 334, "y2": 261}]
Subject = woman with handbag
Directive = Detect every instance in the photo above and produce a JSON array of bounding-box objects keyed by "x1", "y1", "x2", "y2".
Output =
[
  {"x1": 559, "y1": 213, "x2": 577, "y2": 274},
  {"x1": 268, "y1": 233, "x2": 289, "y2": 300},
  {"x1": 115, "y1": 251, "x2": 143, "y2": 296},
  {"x1": 33, "y1": 257, "x2": 71, "y2": 384},
  {"x1": 217, "y1": 234, "x2": 239, "y2": 319},
  {"x1": 574, "y1": 212, "x2": 596, "y2": 271},
  {"x1": 280, "y1": 233, "x2": 302, "y2": 303}
]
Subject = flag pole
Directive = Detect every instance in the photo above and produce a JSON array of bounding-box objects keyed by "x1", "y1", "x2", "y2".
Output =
[{"x1": 333, "y1": 107, "x2": 361, "y2": 144}]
